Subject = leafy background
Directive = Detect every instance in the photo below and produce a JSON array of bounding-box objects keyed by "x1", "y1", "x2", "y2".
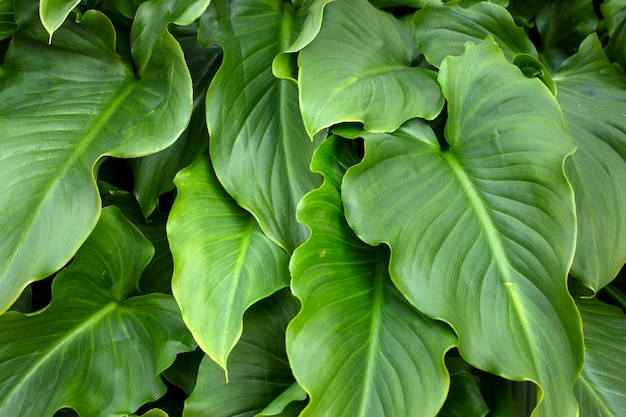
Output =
[{"x1": 0, "y1": 0, "x2": 625, "y2": 416}]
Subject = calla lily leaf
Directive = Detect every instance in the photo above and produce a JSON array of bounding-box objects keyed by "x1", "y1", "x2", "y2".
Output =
[
  {"x1": 574, "y1": 296, "x2": 626, "y2": 416},
  {"x1": 0, "y1": 207, "x2": 196, "y2": 417},
  {"x1": 184, "y1": 290, "x2": 300, "y2": 417},
  {"x1": 168, "y1": 152, "x2": 290, "y2": 372},
  {"x1": 555, "y1": 34, "x2": 626, "y2": 291},
  {"x1": 535, "y1": 0, "x2": 597, "y2": 71},
  {"x1": 414, "y1": 0, "x2": 536, "y2": 67},
  {"x1": 342, "y1": 38, "x2": 583, "y2": 417},
  {"x1": 0, "y1": 0, "x2": 192, "y2": 313},
  {"x1": 288, "y1": 136, "x2": 456, "y2": 416},
  {"x1": 601, "y1": 0, "x2": 626, "y2": 70},
  {"x1": 199, "y1": 0, "x2": 324, "y2": 253},
  {"x1": 298, "y1": 0, "x2": 443, "y2": 137}
]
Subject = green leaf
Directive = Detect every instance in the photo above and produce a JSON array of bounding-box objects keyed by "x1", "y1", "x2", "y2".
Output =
[
  {"x1": 288, "y1": 136, "x2": 456, "y2": 417},
  {"x1": 554, "y1": 34, "x2": 626, "y2": 291},
  {"x1": 0, "y1": 206, "x2": 196, "y2": 417},
  {"x1": 369, "y1": 0, "x2": 440, "y2": 8},
  {"x1": 601, "y1": 0, "x2": 626, "y2": 70},
  {"x1": 0, "y1": 0, "x2": 17, "y2": 40},
  {"x1": 438, "y1": 358, "x2": 489, "y2": 417},
  {"x1": 512, "y1": 53, "x2": 556, "y2": 96},
  {"x1": 535, "y1": 0, "x2": 597, "y2": 71},
  {"x1": 299, "y1": 0, "x2": 443, "y2": 137},
  {"x1": 256, "y1": 383, "x2": 308, "y2": 417},
  {"x1": 39, "y1": 0, "x2": 80, "y2": 40},
  {"x1": 131, "y1": 27, "x2": 222, "y2": 218},
  {"x1": 135, "y1": 410, "x2": 169, "y2": 417},
  {"x1": 458, "y1": 0, "x2": 508, "y2": 7},
  {"x1": 0, "y1": 0, "x2": 192, "y2": 313},
  {"x1": 102, "y1": 187, "x2": 173, "y2": 294},
  {"x1": 480, "y1": 375, "x2": 536, "y2": 417},
  {"x1": 342, "y1": 39, "x2": 583, "y2": 417},
  {"x1": 574, "y1": 296, "x2": 626, "y2": 416},
  {"x1": 184, "y1": 290, "x2": 300, "y2": 417},
  {"x1": 162, "y1": 349, "x2": 205, "y2": 396},
  {"x1": 168, "y1": 151, "x2": 290, "y2": 372},
  {"x1": 199, "y1": 0, "x2": 324, "y2": 252},
  {"x1": 272, "y1": 0, "x2": 335, "y2": 82},
  {"x1": 131, "y1": 0, "x2": 211, "y2": 74},
  {"x1": 414, "y1": 1, "x2": 536, "y2": 67}
]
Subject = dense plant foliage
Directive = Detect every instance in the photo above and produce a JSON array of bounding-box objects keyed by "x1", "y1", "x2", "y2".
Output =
[{"x1": 1, "y1": 0, "x2": 625, "y2": 416}]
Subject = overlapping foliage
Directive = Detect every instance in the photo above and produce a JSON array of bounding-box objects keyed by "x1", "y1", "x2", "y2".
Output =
[{"x1": 0, "y1": 0, "x2": 625, "y2": 416}]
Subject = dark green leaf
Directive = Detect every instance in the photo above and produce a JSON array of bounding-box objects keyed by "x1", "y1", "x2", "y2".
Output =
[
  {"x1": 574, "y1": 296, "x2": 626, "y2": 416},
  {"x1": 0, "y1": 0, "x2": 17, "y2": 40},
  {"x1": 601, "y1": 0, "x2": 626, "y2": 70},
  {"x1": 102, "y1": 187, "x2": 173, "y2": 294},
  {"x1": 0, "y1": 207, "x2": 196, "y2": 417},
  {"x1": 535, "y1": 0, "x2": 597, "y2": 70},
  {"x1": 414, "y1": 0, "x2": 536, "y2": 67},
  {"x1": 184, "y1": 290, "x2": 299, "y2": 417},
  {"x1": 438, "y1": 358, "x2": 489, "y2": 417},
  {"x1": 555, "y1": 34, "x2": 626, "y2": 291}
]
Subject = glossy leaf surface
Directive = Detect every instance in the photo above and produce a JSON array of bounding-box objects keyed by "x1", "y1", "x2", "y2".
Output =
[
  {"x1": 0, "y1": 207, "x2": 196, "y2": 417},
  {"x1": 342, "y1": 39, "x2": 583, "y2": 417},
  {"x1": 414, "y1": 1, "x2": 536, "y2": 67},
  {"x1": 0, "y1": 0, "x2": 191, "y2": 312},
  {"x1": 298, "y1": 0, "x2": 443, "y2": 136},
  {"x1": 555, "y1": 35, "x2": 626, "y2": 291},
  {"x1": 168, "y1": 152, "x2": 290, "y2": 371},
  {"x1": 200, "y1": 0, "x2": 324, "y2": 252},
  {"x1": 288, "y1": 136, "x2": 456, "y2": 416},
  {"x1": 574, "y1": 296, "x2": 626, "y2": 416}
]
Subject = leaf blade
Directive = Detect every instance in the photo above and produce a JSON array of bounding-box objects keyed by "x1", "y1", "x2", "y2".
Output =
[{"x1": 342, "y1": 39, "x2": 583, "y2": 417}]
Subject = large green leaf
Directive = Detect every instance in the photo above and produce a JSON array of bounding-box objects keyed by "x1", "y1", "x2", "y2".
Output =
[
  {"x1": 298, "y1": 0, "x2": 443, "y2": 137},
  {"x1": 0, "y1": 0, "x2": 192, "y2": 313},
  {"x1": 0, "y1": 207, "x2": 196, "y2": 417},
  {"x1": 554, "y1": 34, "x2": 626, "y2": 291},
  {"x1": 574, "y1": 296, "x2": 626, "y2": 416},
  {"x1": 131, "y1": 27, "x2": 222, "y2": 218},
  {"x1": 199, "y1": 0, "x2": 325, "y2": 253},
  {"x1": 287, "y1": 136, "x2": 456, "y2": 416},
  {"x1": 601, "y1": 0, "x2": 626, "y2": 70},
  {"x1": 168, "y1": 151, "x2": 290, "y2": 372},
  {"x1": 342, "y1": 39, "x2": 583, "y2": 417},
  {"x1": 414, "y1": 0, "x2": 536, "y2": 68},
  {"x1": 184, "y1": 290, "x2": 301, "y2": 417}
]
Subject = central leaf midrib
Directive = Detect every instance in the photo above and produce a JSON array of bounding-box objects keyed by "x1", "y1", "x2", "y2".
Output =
[
  {"x1": 442, "y1": 151, "x2": 513, "y2": 281},
  {"x1": 218, "y1": 218, "x2": 256, "y2": 368},
  {"x1": 0, "y1": 301, "x2": 119, "y2": 408},
  {"x1": 357, "y1": 250, "x2": 387, "y2": 417},
  {"x1": 4, "y1": 80, "x2": 137, "y2": 281}
]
